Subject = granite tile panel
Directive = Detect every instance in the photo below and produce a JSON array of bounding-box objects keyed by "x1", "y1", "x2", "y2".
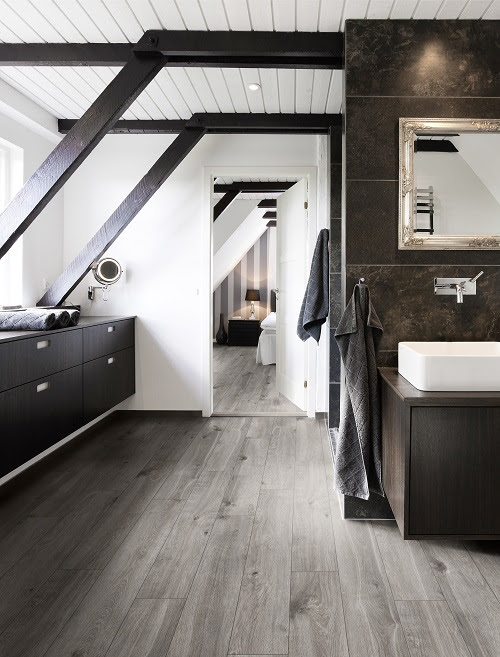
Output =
[
  {"x1": 331, "y1": 164, "x2": 342, "y2": 219},
  {"x1": 346, "y1": 96, "x2": 500, "y2": 181},
  {"x1": 346, "y1": 265, "x2": 500, "y2": 352},
  {"x1": 346, "y1": 20, "x2": 500, "y2": 98},
  {"x1": 346, "y1": 181, "x2": 398, "y2": 265},
  {"x1": 330, "y1": 219, "x2": 342, "y2": 273},
  {"x1": 329, "y1": 329, "x2": 341, "y2": 383},
  {"x1": 346, "y1": 179, "x2": 500, "y2": 266},
  {"x1": 330, "y1": 272, "x2": 342, "y2": 325},
  {"x1": 328, "y1": 383, "x2": 341, "y2": 429}
]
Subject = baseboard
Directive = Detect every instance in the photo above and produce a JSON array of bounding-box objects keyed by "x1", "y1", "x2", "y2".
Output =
[
  {"x1": 211, "y1": 411, "x2": 307, "y2": 417},
  {"x1": 115, "y1": 410, "x2": 203, "y2": 417}
]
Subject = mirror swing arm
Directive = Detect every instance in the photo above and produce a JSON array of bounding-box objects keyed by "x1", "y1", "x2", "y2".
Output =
[{"x1": 399, "y1": 117, "x2": 500, "y2": 250}]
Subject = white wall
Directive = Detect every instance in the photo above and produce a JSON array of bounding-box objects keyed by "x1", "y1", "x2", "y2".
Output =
[
  {"x1": 0, "y1": 90, "x2": 63, "y2": 307},
  {"x1": 213, "y1": 198, "x2": 258, "y2": 253},
  {"x1": 63, "y1": 133, "x2": 319, "y2": 411}
]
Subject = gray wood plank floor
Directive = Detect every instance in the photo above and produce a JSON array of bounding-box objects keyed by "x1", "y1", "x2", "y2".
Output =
[
  {"x1": 1, "y1": 412, "x2": 500, "y2": 656},
  {"x1": 213, "y1": 344, "x2": 305, "y2": 414}
]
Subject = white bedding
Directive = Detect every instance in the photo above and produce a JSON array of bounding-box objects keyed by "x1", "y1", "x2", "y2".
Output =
[{"x1": 256, "y1": 328, "x2": 276, "y2": 365}]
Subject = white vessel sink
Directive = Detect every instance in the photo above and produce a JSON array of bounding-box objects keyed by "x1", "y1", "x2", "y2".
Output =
[{"x1": 398, "y1": 342, "x2": 500, "y2": 391}]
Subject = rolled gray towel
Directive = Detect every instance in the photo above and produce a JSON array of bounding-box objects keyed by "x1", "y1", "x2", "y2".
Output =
[
  {"x1": 67, "y1": 309, "x2": 80, "y2": 326},
  {"x1": 0, "y1": 310, "x2": 57, "y2": 331},
  {"x1": 29, "y1": 308, "x2": 70, "y2": 329},
  {"x1": 52, "y1": 310, "x2": 71, "y2": 328}
]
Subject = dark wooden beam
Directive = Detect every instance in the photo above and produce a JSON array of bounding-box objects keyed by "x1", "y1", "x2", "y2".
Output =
[
  {"x1": 0, "y1": 52, "x2": 167, "y2": 260},
  {"x1": 213, "y1": 191, "x2": 239, "y2": 221},
  {"x1": 58, "y1": 119, "x2": 187, "y2": 134},
  {"x1": 214, "y1": 182, "x2": 294, "y2": 193},
  {"x1": 258, "y1": 199, "x2": 277, "y2": 208},
  {"x1": 134, "y1": 30, "x2": 343, "y2": 69},
  {"x1": 0, "y1": 32, "x2": 343, "y2": 68},
  {"x1": 38, "y1": 127, "x2": 205, "y2": 307},
  {"x1": 263, "y1": 211, "x2": 277, "y2": 219},
  {"x1": 0, "y1": 42, "x2": 132, "y2": 65},
  {"x1": 58, "y1": 113, "x2": 341, "y2": 135},
  {"x1": 266, "y1": 220, "x2": 277, "y2": 227},
  {"x1": 186, "y1": 113, "x2": 342, "y2": 132}
]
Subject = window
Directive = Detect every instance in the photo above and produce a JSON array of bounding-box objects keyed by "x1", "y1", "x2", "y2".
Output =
[{"x1": 0, "y1": 139, "x2": 23, "y2": 306}]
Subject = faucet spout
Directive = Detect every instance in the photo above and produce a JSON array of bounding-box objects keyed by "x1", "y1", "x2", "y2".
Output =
[{"x1": 454, "y1": 284, "x2": 464, "y2": 303}]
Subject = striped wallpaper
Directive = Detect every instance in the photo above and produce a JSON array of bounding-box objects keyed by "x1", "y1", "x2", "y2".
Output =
[{"x1": 213, "y1": 229, "x2": 273, "y2": 336}]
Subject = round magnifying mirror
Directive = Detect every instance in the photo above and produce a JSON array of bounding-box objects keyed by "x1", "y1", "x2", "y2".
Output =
[{"x1": 92, "y1": 257, "x2": 122, "y2": 286}]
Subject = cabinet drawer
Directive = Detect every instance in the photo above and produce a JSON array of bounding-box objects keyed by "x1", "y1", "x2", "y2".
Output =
[
  {"x1": 83, "y1": 347, "x2": 135, "y2": 423},
  {"x1": 0, "y1": 365, "x2": 83, "y2": 477},
  {"x1": 0, "y1": 329, "x2": 82, "y2": 393},
  {"x1": 83, "y1": 319, "x2": 134, "y2": 362}
]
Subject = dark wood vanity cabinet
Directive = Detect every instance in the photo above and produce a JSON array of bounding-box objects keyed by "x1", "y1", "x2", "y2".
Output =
[
  {"x1": 380, "y1": 368, "x2": 500, "y2": 540},
  {"x1": 0, "y1": 316, "x2": 135, "y2": 478}
]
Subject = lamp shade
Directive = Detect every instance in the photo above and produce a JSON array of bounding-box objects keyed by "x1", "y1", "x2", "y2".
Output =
[{"x1": 245, "y1": 289, "x2": 260, "y2": 301}]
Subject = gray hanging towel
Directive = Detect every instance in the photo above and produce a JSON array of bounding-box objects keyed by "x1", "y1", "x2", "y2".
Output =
[
  {"x1": 297, "y1": 228, "x2": 329, "y2": 343},
  {"x1": 334, "y1": 283, "x2": 384, "y2": 500}
]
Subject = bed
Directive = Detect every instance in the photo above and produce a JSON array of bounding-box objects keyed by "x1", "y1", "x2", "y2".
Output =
[{"x1": 256, "y1": 291, "x2": 277, "y2": 365}]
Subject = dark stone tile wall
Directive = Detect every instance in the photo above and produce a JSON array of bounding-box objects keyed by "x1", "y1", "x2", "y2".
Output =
[
  {"x1": 328, "y1": 126, "x2": 342, "y2": 428},
  {"x1": 345, "y1": 18, "x2": 500, "y2": 359},
  {"x1": 341, "y1": 18, "x2": 500, "y2": 518}
]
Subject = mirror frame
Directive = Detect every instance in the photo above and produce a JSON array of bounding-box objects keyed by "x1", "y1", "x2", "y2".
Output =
[
  {"x1": 92, "y1": 257, "x2": 122, "y2": 286},
  {"x1": 399, "y1": 117, "x2": 500, "y2": 250}
]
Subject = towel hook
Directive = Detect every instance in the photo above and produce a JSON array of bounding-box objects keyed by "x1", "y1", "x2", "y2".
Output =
[{"x1": 358, "y1": 277, "x2": 365, "y2": 284}]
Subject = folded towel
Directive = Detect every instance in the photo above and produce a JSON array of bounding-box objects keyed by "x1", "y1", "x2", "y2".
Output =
[
  {"x1": 297, "y1": 228, "x2": 329, "y2": 343},
  {"x1": 334, "y1": 283, "x2": 384, "y2": 500},
  {"x1": 0, "y1": 310, "x2": 57, "y2": 331}
]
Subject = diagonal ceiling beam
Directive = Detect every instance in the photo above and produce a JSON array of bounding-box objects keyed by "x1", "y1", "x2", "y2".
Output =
[
  {"x1": 58, "y1": 113, "x2": 342, "y2": 135},
  {"x1": 213, "y1": 191, "x2": 239, "y2": 221},
  {"x1": 0, "y1": 31, "x2": 343, "y2": 68},
  {"x1": 38, "y1": 127, "x2": 205, "y2": 307},
  {"x1": 0, "y1": 52, "x2": 167, "y2": 260}
]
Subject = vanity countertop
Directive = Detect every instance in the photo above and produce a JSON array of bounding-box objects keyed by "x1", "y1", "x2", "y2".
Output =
[
  {"x1": 0, "y1": 315, "x2": 136, "y2": 344},
  {"x1": 379, "y1": 367, "x2": 500, "y2": 406}
]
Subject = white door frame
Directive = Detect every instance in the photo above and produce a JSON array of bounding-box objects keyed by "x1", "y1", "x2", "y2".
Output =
[{"x1": 202, "y1": 165, "x2": 319, "y2": 418}]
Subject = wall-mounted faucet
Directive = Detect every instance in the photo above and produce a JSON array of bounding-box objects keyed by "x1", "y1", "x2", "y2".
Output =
[{"x1": 434, "y1": 271, "x2": 484, "y2": 303}]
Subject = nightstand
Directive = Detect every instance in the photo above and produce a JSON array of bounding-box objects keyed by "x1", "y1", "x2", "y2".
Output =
[{"x1": 227, "y1": 319, "x2": 262, "y2": 346}]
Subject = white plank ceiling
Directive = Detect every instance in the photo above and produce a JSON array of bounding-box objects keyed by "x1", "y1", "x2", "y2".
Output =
[{"x1": 0, "y1": 0, "x2": 497, "y2": 120}]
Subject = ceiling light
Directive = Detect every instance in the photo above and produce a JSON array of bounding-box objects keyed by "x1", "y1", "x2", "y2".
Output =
[{"x1": 248, "y1": 82, "x2": 261, "y2": 91}]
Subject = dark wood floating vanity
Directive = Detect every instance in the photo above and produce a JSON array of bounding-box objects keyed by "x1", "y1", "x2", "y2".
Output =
[
  {"x1": 0, "y1": 316, "x2": 135, "y2": 478},
  {"x1": 380, "y1": 368, "x2": 500, "y2": 540}
]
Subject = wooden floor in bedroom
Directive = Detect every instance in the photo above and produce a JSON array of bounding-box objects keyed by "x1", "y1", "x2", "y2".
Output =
[
  {"x1": 213, "y1": 343, "x2": 305, "y2": 414},
  {"x1": 1, "y1": 412, "x2": 500, "y2": 657}
]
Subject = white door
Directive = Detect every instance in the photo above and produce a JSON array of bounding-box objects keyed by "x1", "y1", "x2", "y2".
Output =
[{"x1": 276, "y1": 178, "x2": 308, "y2": 411}]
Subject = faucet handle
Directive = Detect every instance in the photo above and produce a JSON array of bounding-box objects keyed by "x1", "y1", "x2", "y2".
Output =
[{"x1": 469, "y1": 271, "x2": 484, "y2": 283}]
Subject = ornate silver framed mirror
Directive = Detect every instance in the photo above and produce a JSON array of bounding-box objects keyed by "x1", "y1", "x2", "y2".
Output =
[{"x1": 399, "y1": 118, "x2": 500, "y2": 250}]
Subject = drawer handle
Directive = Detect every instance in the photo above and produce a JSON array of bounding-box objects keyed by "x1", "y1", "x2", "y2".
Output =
[
  {"x1": 37, "y1": 382, "x2": 50, "y2": 393},
  {"x1": 37, "y1": 340, "x2": 51, "y2": 350},
  {"x1": 108, "y1": 326, "x2": 116, "y2": 333},
  {"x1": 108, "y1": 357, "x2": 115, "y2": 365}
]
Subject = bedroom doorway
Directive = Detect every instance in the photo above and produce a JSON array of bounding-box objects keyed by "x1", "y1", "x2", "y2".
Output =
[{"x1": 205, "y1": 168, "x2": 319, "y2": 417}]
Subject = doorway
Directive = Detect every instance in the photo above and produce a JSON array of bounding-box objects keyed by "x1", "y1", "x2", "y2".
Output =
[{"x1": 202, "y1": 166, "x2": 323, "y2": 418}]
